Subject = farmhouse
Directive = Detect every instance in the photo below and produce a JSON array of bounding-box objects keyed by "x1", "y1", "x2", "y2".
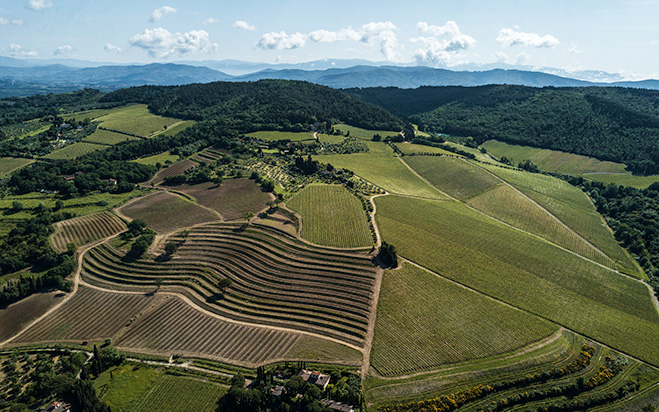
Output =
[
  {"x1": 271, "y1": 385, "x2": 285, "y2": 399},
  {"x1": 298, "y1": 369, "x2": 330, "y2": 390},
  {"x1": 321, "y1": 399, "x2": 354, "y2": 412},
  {"x1": 43, "y1": 401, "x2": 71, "y2": 412}
]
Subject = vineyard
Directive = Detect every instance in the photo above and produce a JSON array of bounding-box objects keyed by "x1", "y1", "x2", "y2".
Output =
[
  {"x1": 80, "y1": 222, "x2": 378, "y2": 346},
  {"x1": 287, "y1": 184, "x2": 372, "y2": 248},
  {"x1": 164, "y1": 179, "x2": 273, "y2": 220},
  {"x1": 83, "y1": 129, "x2": 139, "y2": 145},
  {"x1": 93, "y1": 104, "x2": 181, "y2": 138},
  {"x1": 246, "y1": 131, "x2": 315, "y2": 141},
  {"x1": 118, "y1": 191, "x2": 220, "y2": 234},
  {"x1": 376, "y1": 195, "x2": 659, "y2": 367},
  {"x1": 332, "y1": 123, "x2": 400, "y2": 140},
  {"x1": 131, "y1": 375, "x2": 225, "y2": 412},
  {"x1": 395, "y1": 143, "x2": 458, "y2": 156},
  {"x1": 192, "y1": 147, "x2": 224, "y2": 163},
  {"x1": 43, "y1": 141, "x2": 107, "y2": 159},
  {"x1": 0, "y1": 291, "x2": 66, "y2": 342},
  {"x1": 0, "y1": 157, "x2": 34, "y2": 177},
  {"x1": 0, "y1": 119, "x2": 49, "y2": 140},
  {"x1": 50, "y1": 210, "x2": 127, "y2": 253},
  {"x1": 370, "y1": 263, "x2": 557, "y2": 376},
  {"x1": 150, "y1": 159, "x2": 198, "y2": 185}
]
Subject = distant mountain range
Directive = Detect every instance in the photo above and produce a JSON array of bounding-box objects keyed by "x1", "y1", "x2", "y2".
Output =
[{"x1": 1, "y1": 56, "x2": 658, "y2": 98}]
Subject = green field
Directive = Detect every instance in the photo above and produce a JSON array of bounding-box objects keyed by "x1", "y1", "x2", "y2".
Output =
[
  {"x1": 395, "y1": 143, "x2": 458, "y2": 156},
  {"x1": 284, "y1": 335, "x2": 363, "y2": 364},
  {"x1": 478, "y1": 162, "x2": 641, "y2": 276},
  {"x1": 132, "y1": 151, "x2": 180, "y2": 166},
  {"x1": 246, "y1": 131, "x2": 315, "y2": 141},
  {"x1": 375, "y1": 195, "x2": 659, "y2": 367},
  {"x1": 83, "y1": 129, "x2": 140, "y2": 145},
  {"x1": 482, "y1": 140, "x2": 629, "y2": 175},
  {"x1": 159, "y1": 120, "x2": 196, "y2": 137},
  {"x1": 93, "y1": 104, "x2": 181, "y2": 137},
  {"x1": 316, "y1": 144, "x2": 445, "y2": 199},
  {"x1": 43, "y1": 141, "x2": 107, "y2": 159},
  {"x1": 63, "y1": 108, "x2": 115, "y2": 122},
  {"x1": 333, "y1": 123, "x2": 400, "y2": 140},
  {"x1": 287, "y1": 184, "x2": 372, "y2": 248},
  {"x1": 0, "y1": 157, "x2": 34, "y2": 176},
  {"x1": 371, "y1": 262, "x2": 557, "y2": 376},
  {"x1": 583, "y1": 173, "x2": 659, "y2": 189}
]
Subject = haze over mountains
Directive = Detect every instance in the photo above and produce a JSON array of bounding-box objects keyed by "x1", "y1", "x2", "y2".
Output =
[{"x1": 1, "y1": 56, "x2": 659, "y2": 98}]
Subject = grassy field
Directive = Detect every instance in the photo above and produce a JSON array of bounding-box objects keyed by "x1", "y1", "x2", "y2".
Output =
[
  {"x1": 371, "y1": 262, "x2": 557, "y2": 376},
  {"x1": 478, "y1": 162, "x2": 641, "y2": 276},
  {"x1": 42, "y1": 141, "x2": 107, "y2": 159},
  {"x1": 246, "y1": 131, "x2": 315, "y2": 141},
  {"x1": 50, "y1": 210, "x2": 126, "y2": 252},
  {"x1": 93, "y1": 104, "x2": 181, "y2": 137},
  {"x1": 317, "y1": 144, "x2": 445, "y2": 199},
  {"x1": 284, "y1": 335, "x2": 363, "y2": 364},
  {"x1": 159, "y1": 120, "x2": 196, "y2": 137},
  {"x1": 119, "y1": 191, "x2": 220, "y2": 233},
  {"x1": 83, "y1": 129, "x2": 139, "y2": 145},
  {"x1": 0, "y1": 157, "x2": 34, "y2": 176},
  {"x1": 287, "y1": 184, "x2": 372, "y2": 248},
  {"x1": 375, "y1": 195, "x2": 659, "y2": 367},
  {"x1": 333, "y1": 123, "x2": 400, "y2": 140},
  {"x1": 583, "y1": 173, "x2": 659, "y2": 189},
  {"x1": 482, "y1": 140, "x2": 629, "y2": 175},
  {"x1": 165, "y1": 179, "x2": 273, "y2": 220},
  {"x1": 132, "y1": 151, "x2": 180, "y2": 166},
  {"x1": 98, "y1": 364, "x2": 226, "y2": 412}
]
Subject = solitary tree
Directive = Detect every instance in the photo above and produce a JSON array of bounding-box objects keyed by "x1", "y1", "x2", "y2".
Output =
[
  {"x1": 244, "y1": 211, "x2": 255, "y2": 223},
  {"x1": 164, "y1": 241, "x2": 178, "y2": 256},
  {"x1": 218, "y1": 278, "x2": 232, "y2": 293},
  {"x1": 155, "y1": 277, "x2": 163, "y2": 290}
]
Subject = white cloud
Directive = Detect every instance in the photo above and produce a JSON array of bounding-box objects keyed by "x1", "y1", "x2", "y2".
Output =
[
  {"x1": 515, "y1": 51, "x2": 531, "y2": 65},
  {"x1": 9, "y1": 43, "x2": 37, "y2": 57},
  {"x1": 569, "y1": 42, "x2": 582, "y2": 54},
  {"x1": 497, "y1": 28, "x2": 559, "y2": 48},
  {"x1": 412, "y1": 21, "x2": 475, "y2": 65},
  {"x1": 203, "y1": 18, "x2": 217, "y2": 24},
  {"x1": 27, "y1": 0, "x2": 52, "y2": 10},
  {"x1": 150, "y1": 6, "x2": 176, "y2": 22},
  {"x1": 53, "y1": 44, "x2": 72, "y2": 55},
  {"x1": 358, "y1": 22, "x2": 398, "y2": 61},
  {"x1": 308, "y1": 28, "x2": 359, "y2": 43},
  {"x1": 130, "y1": 27, "x2": 218, "y2": 58},
  {"x1": 233, "y1": 20, "x2": 255, "y2": 31},
  {"x1": 104, "y1": 43, "x2": 123, "y2": 53},
  {"x1": 493, "y1": 51, "x2": 508, "y2": 62},
  {"x1": 256, "y1": 31, "x2": 307, "y2": 50},
  {"x1": 0, "y1": 18, "x2": 24, "y2": 25}
]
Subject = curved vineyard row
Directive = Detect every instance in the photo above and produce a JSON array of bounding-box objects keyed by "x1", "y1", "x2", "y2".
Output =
[
  {"x1": 50, "y1": 211, "x2": 126, "y2": 253},
  {"x1": 115, "y1": 295, "x2": 300, "y2": 366},
  {"x1": 151, "y1": 159, "x2": 198, "y2": 185},
  {"x1": 81, "y1": 223, "x2": 377, "y2": 347}
]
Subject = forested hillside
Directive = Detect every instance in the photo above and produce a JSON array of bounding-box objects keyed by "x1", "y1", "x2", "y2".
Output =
[
  {"x1": 347, "y1": 85, "x2": 659, "y2": 174},
  {"x1": 101, "y1": 80, "x2": 402, "y2": 132}
]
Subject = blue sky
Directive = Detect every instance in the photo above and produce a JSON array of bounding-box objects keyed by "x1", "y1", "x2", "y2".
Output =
[{"x1": 1, "y1": 0, "x2": 658, "y2": 78}]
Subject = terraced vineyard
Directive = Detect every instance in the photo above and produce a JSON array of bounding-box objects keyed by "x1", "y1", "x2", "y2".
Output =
[
  {"x1": 375, "y1": 195, "x2": 659, "y2": 366},
  {"x1": 81, "y1": 223, "x2": 378, "y2": 346},
  {"x1": 50, "y1": 211, "x2": 126, "y2": 253},
  {"x1": 287, "y1": 184, "x2": 372, "y2": 248},
  {"x1": 150, "y1": 159, "x2": 198, "y2": 185},
  {"x1": 371, "y1": 263, "x2": 557, "y2": 376},
  {"x1": 192, "y1": 147, "x2": 224, "y2": 163}
]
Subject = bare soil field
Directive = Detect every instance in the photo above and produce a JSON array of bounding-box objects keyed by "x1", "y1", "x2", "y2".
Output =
[{"x1": 150, "y1": 159, "x2": 198, "y2": 186}]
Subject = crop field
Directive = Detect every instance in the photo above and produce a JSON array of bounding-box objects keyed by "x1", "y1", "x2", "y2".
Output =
[
  {"x1": 395, "y1": 143, "x2": 458, "y2": 156},
  {"x1": 0, "y1": 157, "x2": 34, "y2": 176},
  {"x1": 246, "y1": 131, "x2": 315, "y2": 141},
  {"x1": 0, "y1": 119, "x2": 49, "y2": 140},
  {"x1": 159, "y1": 120, "x2": 196, "y2": 137},
  {"x1": 83, "y1": 129, "x2": 139, "y2": 145},
  {"x1": 93, "y1": 104, "x2": 181, "y2": 137},
  {"x1": 287, "y1": 184, "x2": 372, "y2": 248},
  {"x1": 150, "y1": 159, "x2": 198, "y2": 185},
  {"x1": 371, "y1": 262, "x2": 557, "y2": 376},
  {"x1": 11, "y1": 285, "x2": 160, "y2": 344},
  {"x1": 284, "y1": 335, "x2": 363, "y2": 364},
  {"x1": 374, "y1": 195, "x2": 659, "y2": 366},
  {"x1": 333, "y1": 123, "x2": 400, "y2": 140},
  {"x1": 317, "y1": 134, "x2": 346, "y2": 144},
  {"x1": 132, "y1": 151, "x2": 180, "y2": 166},
  {"x1": 404, "y1": 156, "x2": 500, "y2": 200},
  {"x1": 119, "y1": 191, "x2": 220, "y2": 233},
  {"x1": 482, "y1": 140, "x2": 629, "y2": 175},
  {"x1": 317, "y1": 146, "x2": 445, "y2": 199},
  {"x1": 62, "y1": 108, "x2": 115, "y2": 122},
  {"x1": 115, "y1": 295, "x2": 302, "y2": 366},
  {"x1": 50, "y1": 210, "x2": 126, "y2": 252},
  {"x1": 0, "y1": 291, "x2": 66, "y2": 343},
  {"x1": 132, "y1": 375, "x2": 225, "y2": 412},
  {"x1": 80, "y1": 223, "x2": 378, "y2": 346},
  {"x1": 479, "y1": 162, "x2": 641, "y2": 276},
  {"x1": 42, "y1": 141, "x2": 106, "y2": 159},
  {"x1": 165, "y1": 179, "x2": 273, "y2": 220},
  {"x1": 583, "y1": 172, "x2": 659, "y2": 189},
  {"x1": 192, "y1": 147, "x2": 225, "y2": 163}
]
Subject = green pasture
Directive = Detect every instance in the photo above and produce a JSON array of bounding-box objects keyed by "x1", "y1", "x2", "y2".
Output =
[
  {"x1": 132, "y1": 151, "x2": 180, "y2": 166},
  {"x1": 375, "y1": 195, "x2": 659, "y2": 367},
  {"x1": 333, "y1": 123, "x2": 400, "y2": 140},
  {"x1": 395, "y1": 143, "x2": 458, "y2": 156},
  {"x1": 287, "y1": 183, "x2": 372, "y2": 248}
]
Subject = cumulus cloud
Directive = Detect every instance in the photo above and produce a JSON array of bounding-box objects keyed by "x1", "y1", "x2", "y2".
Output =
[
  {"x1": 233, "y1": 20, "x2": 255, "y2": 31},
  {"x1": 203, "y1": 18, "x2": 217, "y2": 24},
  {"x1": 150, "y1": 6, "x2": 176, "y2": 22},
  {"x1": 27, "y1": 0, "x2": 52, "y2": 9},
  {"x1": 358, "y1": 22, "x2": 398, "y2": 61},
  {"x1": 0, "y1": 18, "x2": 24, "y2": 25},
  {"x1": 515, "y1": 51, "x2": 531, "y2": 65},
  {"x1": 492, "y1": 51, "x2": 508, "y2": 62},
  {"x1": 256, "y1": 31, "x2": 307, "y2": 50},
  {"x1": 104, "y1": 43, "x2": 123, "y2": 53},
  {"x1": 9, "y1": 43, "x2": 37, "y2": 57},
  {"x1": 497, "y1": 28, "x2": 559, "y2": 48},
  {"x1": 412, "y1": 21, "x2": 475, "y2": 65},
  {"x1": 130, "y1": 27, "x2": 218, "y2": 58},
  {"x1": 53, "y1": 45, "x2": 72, "y2": 55}
]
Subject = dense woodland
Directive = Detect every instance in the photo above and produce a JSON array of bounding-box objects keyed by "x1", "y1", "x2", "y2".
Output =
[{"x1": 347, "y1": 85, "x2": 659, "y2": 174}]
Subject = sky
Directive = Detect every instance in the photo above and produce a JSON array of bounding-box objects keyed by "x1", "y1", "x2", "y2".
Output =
[{"x1": 1, "y1": 0, "x2": 659, "y2": 79}]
